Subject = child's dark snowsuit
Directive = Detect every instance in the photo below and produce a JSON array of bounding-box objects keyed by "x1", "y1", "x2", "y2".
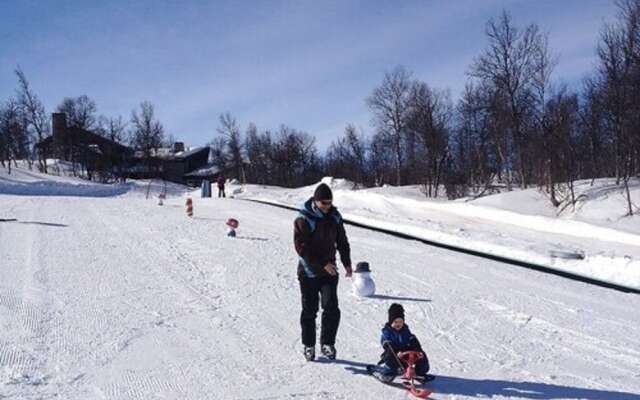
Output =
[{"x1": 379, "y1": 323, "x2": 430, "y2": 377}]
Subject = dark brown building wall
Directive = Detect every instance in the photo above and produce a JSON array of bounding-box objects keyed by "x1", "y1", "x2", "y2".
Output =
[{"x1": 52, "y1": 113, "x2": 67, "y2": 157}]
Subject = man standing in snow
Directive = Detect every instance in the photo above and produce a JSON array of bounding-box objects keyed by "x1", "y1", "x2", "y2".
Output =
[
  {"x1": 294, "y1": 183, "x2": 352, "y2": 361},
  {"x1": 216, "y1": 174, "x2": 226, "y2": 198}
]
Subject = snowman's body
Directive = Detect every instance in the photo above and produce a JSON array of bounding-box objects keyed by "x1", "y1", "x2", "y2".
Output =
[{"x1": 352, "y1": 271, "x2": 376, "y2": 297}]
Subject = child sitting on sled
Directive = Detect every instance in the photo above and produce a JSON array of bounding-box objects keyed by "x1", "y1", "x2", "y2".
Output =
[{"x1": 373, "y1": 303, "x2": 431, "y2": 383}]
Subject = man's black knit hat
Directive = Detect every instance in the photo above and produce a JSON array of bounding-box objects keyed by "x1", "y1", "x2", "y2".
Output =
[
  {"x1": 388, "y1": 303, "x2": 405, "y2": 324},
  {"x1": 314, "y1": 183, "x2": 333, "y2": 201}
]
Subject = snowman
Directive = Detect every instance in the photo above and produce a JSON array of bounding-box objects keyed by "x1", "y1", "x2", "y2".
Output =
[{"x1": 352, "y1": 261, "x2": 376, "y2": 297}]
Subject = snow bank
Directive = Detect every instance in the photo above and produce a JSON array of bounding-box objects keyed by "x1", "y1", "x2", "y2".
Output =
[
  {"x1": 0, "y1": 162, "x2": 190, "y2": 198},
  {"x1": 231, "y1": 177, "x2": 640, "y2": 290},
  {"x1": 470, "y1": 178, "x2": 640, "y2": 234},
  {"x1": 0, "y1": 164, "x2": 130, "y2": 197}
]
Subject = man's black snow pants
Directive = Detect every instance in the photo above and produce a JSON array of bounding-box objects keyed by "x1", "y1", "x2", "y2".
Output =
[{"x1": 299, "y1": 275, "x2": 340, "y2": 347}]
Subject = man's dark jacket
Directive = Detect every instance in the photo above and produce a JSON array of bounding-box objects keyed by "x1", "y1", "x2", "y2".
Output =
[{"x1": 294, "y1": 197, "x2": 351, "y2": 279}]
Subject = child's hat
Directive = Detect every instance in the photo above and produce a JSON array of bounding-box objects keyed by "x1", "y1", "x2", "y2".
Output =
[{"x1": 388, "y1": 303, "x2": 405, "y2": 324}]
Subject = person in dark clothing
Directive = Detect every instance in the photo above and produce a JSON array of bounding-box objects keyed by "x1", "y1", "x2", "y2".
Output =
[
  {"x1": 375, "y1": 303, "x2": 430, "y2": 382},
  {"x1": 217, "y1": 174, "x2": 226, "y2": 198},
  {"x1": 294, "y1": 183, "x2": 352, "y2": 361}
]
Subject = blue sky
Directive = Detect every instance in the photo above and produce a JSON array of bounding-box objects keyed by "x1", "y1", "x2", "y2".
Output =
[{"x1": 0, "y1": 0, "x2": 617, "y2": 150}]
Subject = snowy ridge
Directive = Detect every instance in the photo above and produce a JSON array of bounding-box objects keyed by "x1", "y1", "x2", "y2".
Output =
[
  {"x1": 0, "y1": 163, "x2": 190, "y2": 199},
  {"x1": 241, "y1": 197, "x2": 640, "y2": 293},
  {"x1": 231, "y1": 178, "x2": 640, "y2": 291},
  {"x1": 0, "y1": 164, "x2": 130, "y2": 197}
]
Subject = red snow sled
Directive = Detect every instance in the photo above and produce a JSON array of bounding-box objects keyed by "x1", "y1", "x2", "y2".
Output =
[
  {"x1": 226, "y1": 218, "x2": 239, "y2": 229},
  {"x1": 398, "y1": 351, "x2": 432, "y2": 399}
]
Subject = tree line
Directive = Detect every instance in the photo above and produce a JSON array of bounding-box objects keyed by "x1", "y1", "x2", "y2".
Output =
[
  {"x1": 215, "y1": 3, "x2": 639, "y2": 215},
  {"x1": 2, "y1": 2, "x2": 638, "y2": 214}
]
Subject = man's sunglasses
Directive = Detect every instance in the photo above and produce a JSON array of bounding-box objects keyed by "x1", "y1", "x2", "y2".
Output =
[{"x1": 318, "y1": 200, "x2": 332, "y2": 206}]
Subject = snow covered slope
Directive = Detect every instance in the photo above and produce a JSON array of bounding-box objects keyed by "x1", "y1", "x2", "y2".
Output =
[
  {"x1": 1, "y1": 169, "x2": 639, "y2": 399},
  {"x1": 0, "y1": 163, "x2": 129, "y2": 197},
  {"x1": 0, "y1": 163, "x2": 189, "y2": 198},
  {"x1": 231, "y1": 178, "x2": 640, "y2": 291}
]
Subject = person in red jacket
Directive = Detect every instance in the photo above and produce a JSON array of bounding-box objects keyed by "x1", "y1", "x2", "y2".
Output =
[
  {"x1": 294, "y1": 183, "x2": 352, "y2": 361},
  {"x1": 216, "y1": 174, "x2": 226, "y2": 198}
]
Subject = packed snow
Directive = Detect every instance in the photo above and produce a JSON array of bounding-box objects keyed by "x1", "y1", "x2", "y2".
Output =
[{"x1": 1, "y1": 165, "x2": 639, "y2": 399}]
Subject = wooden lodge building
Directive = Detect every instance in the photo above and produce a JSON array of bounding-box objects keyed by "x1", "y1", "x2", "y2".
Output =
[{"x1": 37, "y1": 113, "x2": 217, "y2": 185}]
